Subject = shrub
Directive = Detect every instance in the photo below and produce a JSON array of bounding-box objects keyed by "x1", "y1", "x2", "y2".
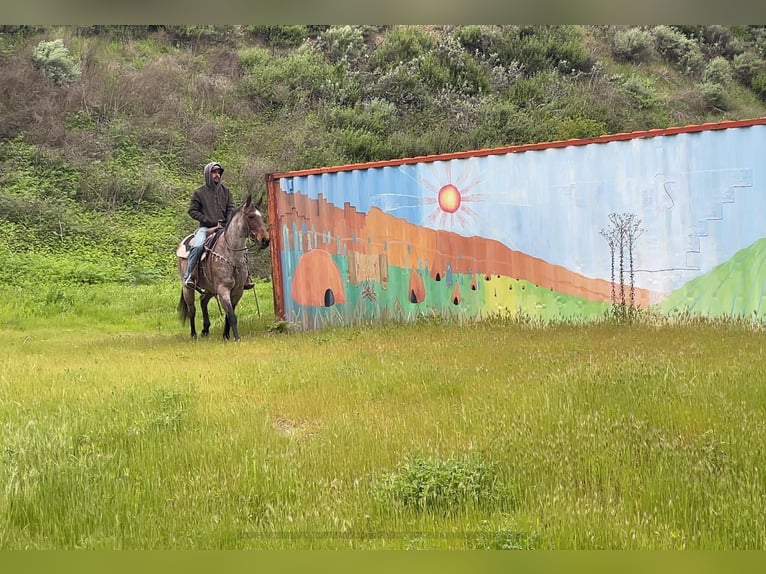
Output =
[
  {"x1": 238, "y1": 43, "x2": 336, "y2": 109},
  {"x1": 331, "y1": 127, "x2": 386, "y2": 163},
  {"x1": 434, "y1": 33, "x2": 490, "y2": 95},
  {"x1": 323, "y1": 99, "x2": 397, "y2": 135},
  {"x1": 370, "y1": 60, "x2": 431, "y2": 111},
  {"x1": 553, "y1": 116, "x2": 607, "y2": 140},
  {"x1": 374, "y1": 454, "x2": 511, "y2": 514},
  {"x1": 751, "y1": 71, "x2": 766, "y2": 101},
  {"x1": 700, "y1": 81, "x2": 730, "y2": 110},
  {"x1": 619, "y1": 74, "x2": 661, "y2": 109},
  {"x1": 32, "y1": 39, "x2": 81, "y2": 85},
  {"x1": 319, "y1": 25, "x2": 366, "y2": 64},
  {"x1": 612, "y1": 27, "x2": 654, "y2": 63},
  {"x1": 237, "y1": 46, "x2": 270, "y2": 71},
  {"x1": 732, "y1": 51, "x2": 764, "y2": 86},
  {"x1": 370, "y1": 26, "x2": 435, "y2": 71},
  {"x1": 652, "y1": 25, "x2": 705, "y2": 75},
  {"x1": 703, "y1": 56, "x2": 733, "y2": 85},
  {"x1": 247, "y1": 25, "x2": 310, "y2": 48}
]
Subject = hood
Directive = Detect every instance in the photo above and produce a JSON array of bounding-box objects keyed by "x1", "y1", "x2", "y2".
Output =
[{"x1": 203, "y1": 162, "x2": 224, "y2": 188}]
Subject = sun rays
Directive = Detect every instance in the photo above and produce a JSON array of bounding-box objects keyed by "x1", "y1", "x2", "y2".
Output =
[{"x1": 373, "y1": 162, "x2": 485, "y2": 231}]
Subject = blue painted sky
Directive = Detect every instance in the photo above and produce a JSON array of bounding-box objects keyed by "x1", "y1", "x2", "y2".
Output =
[{"x1": 281, "y1": 124, "x2": 766, "y2": 295}]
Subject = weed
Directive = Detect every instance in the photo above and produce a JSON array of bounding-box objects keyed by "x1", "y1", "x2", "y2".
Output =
[{"x1": 374, "y1": 454, "x2": 512, "y2": 515}]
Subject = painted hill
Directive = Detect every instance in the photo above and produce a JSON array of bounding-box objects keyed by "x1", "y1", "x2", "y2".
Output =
[{"x1": 656, "y1": 238, "x2": 766, "y2": 317}]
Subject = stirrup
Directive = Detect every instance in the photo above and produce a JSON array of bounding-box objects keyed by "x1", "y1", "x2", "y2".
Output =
[{"x1": 243, "y1": 279, "x2": 254, "y2": 290}]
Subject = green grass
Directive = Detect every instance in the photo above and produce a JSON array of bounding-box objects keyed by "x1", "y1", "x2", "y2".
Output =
[{"x1": 1, "y1": 281, "x2": 766, "y2": 549}]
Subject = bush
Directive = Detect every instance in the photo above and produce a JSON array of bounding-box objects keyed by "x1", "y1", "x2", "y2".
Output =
[
  {"x1": 751, "y1": 71, "x2": 766, "y2": 101},
  {"x1": 612, "y1": 27, "x2": 654, "y2": 63},
  {"x1": 370, "y1": 60, "x2": 431, "y2": 111},
  {"x1": 434, "y1": 33, "x2": 490, "y2": 95},
  {"x1": 238, "y1": 43, "x2": 336, "y2": 109},
  {"x1": 32, "y1": 39, "x2": 81, "y2": 85},
  {"x1": 319, "y1": 25, "x2": 366, "y2": 64},
  {"x1": 703, "y1": 56, "x2": 733, "y2": 85},
  {"x1": 732, "y1": 51, "x2": 764, "y2": 86},
  {"x1": 246, "y1": 25, "x2": 310, "y2": 48},
  {"x1": 553, "y1": 116, "x2": 607, "y2": 140},
  {"x1": 323, "y1": 99, "x2": 397, "y2": 135},
  {"x1": 619, "y1": 74, "x2": 661, "y2": 109},
  {"x1": 331, "y1": 127, "x2": 386, "y2": 163},
  {"x1": 370, "y1": 26, "x2": 435, "y2": 71},
  {"x1": 700, "y1": 81, "x2": 730, "y2": 110},
  {"x1": 652, "y1": 25, "x2": 705, "y2": 75},
  {"x1": 374, "y1": 454, "x2": 511, "y2": 514}
]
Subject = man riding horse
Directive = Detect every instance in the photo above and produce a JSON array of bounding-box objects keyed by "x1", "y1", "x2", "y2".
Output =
[{"x1": 183, "y1": 161, "x2": 255, "y2": 290}]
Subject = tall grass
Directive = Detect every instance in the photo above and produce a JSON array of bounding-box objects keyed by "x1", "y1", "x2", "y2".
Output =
[{"x1": 1, "y1": 281, "x2": 766, "y2": 549}]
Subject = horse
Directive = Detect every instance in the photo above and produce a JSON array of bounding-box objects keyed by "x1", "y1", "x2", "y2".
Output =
[{"x1": 176, "y1": 194, "x2": 270, "y2": 341}]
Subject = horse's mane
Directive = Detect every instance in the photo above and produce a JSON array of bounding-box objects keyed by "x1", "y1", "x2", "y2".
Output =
[{"x1": 223, "y1": 202, "x2": 245, "y2": 233}]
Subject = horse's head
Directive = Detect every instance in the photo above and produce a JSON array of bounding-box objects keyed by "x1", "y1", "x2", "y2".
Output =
[{"x1": 243, "y1": 194, "x2": 270, "y2": 249}]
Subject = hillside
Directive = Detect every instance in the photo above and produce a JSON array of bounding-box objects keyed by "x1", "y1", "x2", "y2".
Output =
[
  {"x1": 2, "y1": 25, "x2": 766, "y2": 287},
  {"x1": 657, "y1": 238, "x2": 766, "y2": 317}
]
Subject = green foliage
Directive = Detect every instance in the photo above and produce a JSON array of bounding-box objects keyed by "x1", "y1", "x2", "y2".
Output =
[
  {"x1": 375, "y1": 455, "x2": 511, "y2": 514},
  {"x1": 162, "y1": 25, "x2": 233, "y2": 45},
  {"x1": 552, "y1": 116, "x2": 607, "y2": 140},
  {"x1": 612, "y1": 27, "x2": 654, "y2": 63},
  {"x1": 751, "y1": 71, "x2": 766, "y2": 101},
  {"x1": 3, "y1": 25, "x2": 766, "y2": 291},
  {"x1": 237, "y1": 46, "x2": 270, "y2": 71},
  {"x1": 323, "y1": 99, "x2": 397, "y2": 135},
  {"x1": 319, "y1": 25, "x2": 366, "y2": 64},
  {"x1": 732, "y1": 51, "x2": 765, "y2": 86},
  {"x1": 32, "y1": 39, "x2": 81, "y2": 85},
  {"x1": 238, "y1": 43, "x2": 337, "y2": 109},
  {"x1": 370, "y1": 26, "x2": 435, "y2": 71},
  {"x1": 433, "y1": 33, "x2": 489, "y2": 95},
  {"x1": 3, "y1": 301, "x2": 766, "y2": 548},
  {"x1": 652, "y1": 26, "x2": 705, "y2": 76},
  {"x1": 330, "y1": 127, "x2": 386, "y2": 164},
  {"x1": 246, "y1": 25, "x2": 311, "y2": 48},
  {"x1": 510, "y1": 26, "x2": 593, "y2": 76},
  {"x1": 700, "y1": 81, "x2": 731, "y2": 110},
  {"x1": 703, "y1": 56, "x2": 733, "y2": 85},
  {"x1": 472, "y1": 520, "x2": 539, "y2": 550},
  {"x1": 619, "y1": 75, "x2": 661, "y2": 109},
  {"x1": 370, "y1": 60, "x2": 432, "y2": 111}
]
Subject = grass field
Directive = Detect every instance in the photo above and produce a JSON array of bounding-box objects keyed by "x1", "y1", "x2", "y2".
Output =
[{"x1": 1, "y1": 280, "x2": 766, "y2": 549}]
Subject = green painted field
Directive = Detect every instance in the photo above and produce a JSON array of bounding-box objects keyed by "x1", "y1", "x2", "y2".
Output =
[{"x1": 1, "y1": 280, "x2": 766, "y2": 549}]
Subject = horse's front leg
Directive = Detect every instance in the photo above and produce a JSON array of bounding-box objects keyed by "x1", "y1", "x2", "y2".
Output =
[
  {"x1": 200, "y1": 293, "x2": 213, "y2": 337},
  {"x1": 216, "y1": 288, "x2": 239, "y2": 341},
  {"x1": 183, "y1": 286, "x2": 198, "y2": 339}
]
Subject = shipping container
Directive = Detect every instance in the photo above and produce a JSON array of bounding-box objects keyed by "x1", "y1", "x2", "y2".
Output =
[{"x1": 265, "y1": 117, "x2": 766, "y2": 331}]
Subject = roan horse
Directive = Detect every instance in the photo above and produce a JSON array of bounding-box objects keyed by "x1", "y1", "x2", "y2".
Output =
[{"x1": 176, "y1": 194, "x2": 270, "y2": 341}]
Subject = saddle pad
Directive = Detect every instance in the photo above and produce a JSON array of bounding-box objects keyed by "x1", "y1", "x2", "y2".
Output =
[{"x1": 176, "y1": 234, "x2": 194, "y2": 258}]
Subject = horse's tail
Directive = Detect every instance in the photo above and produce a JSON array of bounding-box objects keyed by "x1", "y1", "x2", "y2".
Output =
[{"x1": 177, "y1": 292, "x2": 189, "y2": 324}]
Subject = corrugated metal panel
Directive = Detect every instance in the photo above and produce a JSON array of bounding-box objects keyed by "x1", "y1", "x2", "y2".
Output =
[{"x1": 266, "y1": 118, "x2": 766, "y2": 330}]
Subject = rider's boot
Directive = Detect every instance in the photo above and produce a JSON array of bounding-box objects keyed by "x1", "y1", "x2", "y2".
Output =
[
  {"x1": 183, "y1": 245, "x2": 203, "y2": 288},
  {"x1": 243, "y1": 276, "x2": 255, "y2": 290}
]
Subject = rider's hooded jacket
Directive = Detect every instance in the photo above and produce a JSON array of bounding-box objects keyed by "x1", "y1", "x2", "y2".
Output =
[{"x1": 188, "y1": 162, "x2": 234, "y2": 229}]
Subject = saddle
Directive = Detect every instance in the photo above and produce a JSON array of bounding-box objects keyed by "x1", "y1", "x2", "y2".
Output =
[
  {"x1": 176, "y1": 228, "x2": 223, "y2": 259},
  {"x1": 177, "y1": 229, "x2": 224, "y2": 284}
]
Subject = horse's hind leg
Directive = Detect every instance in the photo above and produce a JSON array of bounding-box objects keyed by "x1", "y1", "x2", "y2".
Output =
[{"x1": 200, "y1": 294, "x2": 213, "y2": 337}]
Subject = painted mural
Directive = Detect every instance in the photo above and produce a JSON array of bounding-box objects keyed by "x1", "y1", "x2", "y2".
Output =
[{"x1": 265, "y1": 118, "x2": 766, "y2": 331}]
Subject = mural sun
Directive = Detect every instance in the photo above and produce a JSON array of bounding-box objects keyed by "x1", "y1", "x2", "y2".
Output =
[{"x1": 420, "y1": 164, "x2": 482, "y2": 229}]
